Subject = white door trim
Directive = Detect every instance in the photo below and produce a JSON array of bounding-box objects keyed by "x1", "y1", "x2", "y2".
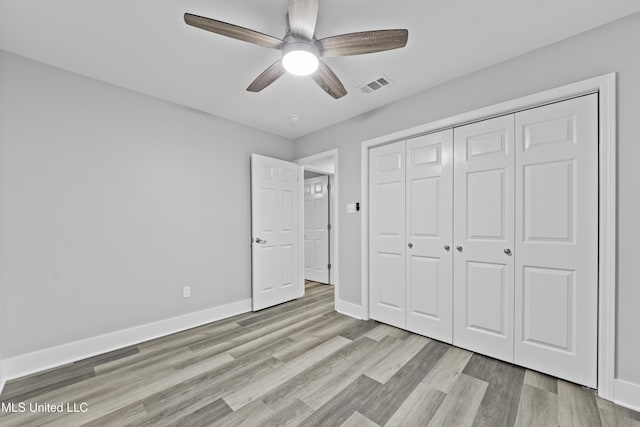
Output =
[
  {"x1": 296, "y1": 149, "x2": 339, "y2": 302},
  {"x1": 360, "y1": 73, "x2": 617, "y2": 400}
]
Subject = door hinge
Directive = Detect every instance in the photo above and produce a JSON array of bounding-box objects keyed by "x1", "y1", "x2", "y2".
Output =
[
  {"x1": 327, "y1": 183, "x2": 331, "y2": 191},
  {"x1": 327, "y1": 223, "x2": 332, "y2": 230},
  {"x1": 327, "y1": 263, "x2": 332, "y2": 270}
]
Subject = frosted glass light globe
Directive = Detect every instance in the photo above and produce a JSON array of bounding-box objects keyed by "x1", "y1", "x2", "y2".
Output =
[{"x1": 282, "y1": 50, "x2": 319, "y2": 76}]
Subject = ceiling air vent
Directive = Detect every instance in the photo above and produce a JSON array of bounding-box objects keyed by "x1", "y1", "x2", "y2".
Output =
[{"x1": 359, "y1": 75, "x2": 393, "y2": 94}]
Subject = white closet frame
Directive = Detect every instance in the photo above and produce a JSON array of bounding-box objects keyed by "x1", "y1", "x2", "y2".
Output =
[{"x1": 360, "y1": 73, "x2": 616, "y2": 401}]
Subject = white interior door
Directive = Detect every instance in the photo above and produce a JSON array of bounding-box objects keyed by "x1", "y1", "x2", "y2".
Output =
[
  {"x1": 405, "y1": 130, "x2": 454, "y2": 343},
  {"x1": 514, "y1": 95, "x2": 598, "y2": 387},
  {"x1": 369, "y1": 141, "x2": 406, "y2": 328},
  {"x1": 251, "y1": 154, "x2": 303, "y2": 311},
  {"x1": 453, "y1": 115, "x2": 515, "y2": 362},
  {"x1": 304, "y1": 175, "x2": 329, "y2": 284}
]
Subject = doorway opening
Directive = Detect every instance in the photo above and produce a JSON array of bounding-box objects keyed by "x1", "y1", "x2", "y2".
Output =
[{"x1": 296, "y1": 150, "x2": 339, "y2": 301}]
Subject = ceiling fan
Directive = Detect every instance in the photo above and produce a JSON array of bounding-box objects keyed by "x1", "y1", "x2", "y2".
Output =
[{"x1": 184, "y1": 0, "x2": 408, "y2": 99}]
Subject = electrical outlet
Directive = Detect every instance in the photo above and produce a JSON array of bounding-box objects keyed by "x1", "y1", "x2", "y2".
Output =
[{"x1": 183, "y1": 286, "x2": 191, "y2": 298}]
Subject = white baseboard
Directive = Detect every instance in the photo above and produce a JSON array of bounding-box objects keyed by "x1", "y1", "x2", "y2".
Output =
[
  {"x1": 336, "y1": 298, "x2": 367, "y2": 320},
  {"x1": 2, "y1": 299, "x2": 252, "y2": 381},
  {"x1": 613, "y1": 378, "x2": 640, "y2": 412}
]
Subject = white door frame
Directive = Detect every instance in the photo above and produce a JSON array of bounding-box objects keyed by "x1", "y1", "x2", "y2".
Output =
[
  {"x1": 360, "y1": 73, "x2": 617, "y2": 401},
  {"x1": 296, "y1": 149, "x2": 339, "y2": 298},
  {"x1": 303, "y1": 174, "x2": 331, "y2": 284}
]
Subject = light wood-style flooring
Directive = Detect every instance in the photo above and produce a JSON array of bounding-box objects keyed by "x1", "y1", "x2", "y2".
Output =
[{"x1": 1, "y1": 281, "x2": 639, "y2": 426}]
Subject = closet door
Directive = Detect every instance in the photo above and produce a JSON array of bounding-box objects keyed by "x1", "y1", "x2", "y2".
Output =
[
  {"x1": 514, "y1": 95, "x2": 598, "y2": 387},
  {"x1": 453, "y1": 115, "x2": 515, "y2": 362},
  {"x1": 369, "y1": 141, "x2": 406, "y2": 328},
  {"x1": 405, "y1": 130, "x2": 454, "y2": 343}
]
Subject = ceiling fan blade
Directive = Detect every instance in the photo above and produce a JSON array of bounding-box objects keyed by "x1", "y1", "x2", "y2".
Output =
[
  {"x1": 288, "y1": 0, "x2": 319, "y2": 40},
  {"x1": 311, "y1": 61, "x2": 347, "y2": 99},
  {"x1": 318, "y1": 29, "x2": 408, "y2": 57},
  {"x1": 247, "y1": 60, "x2": 286, "y2": 92},
  {"x1": 184, "y1": 13, "x2": 283, "y2": 49}
]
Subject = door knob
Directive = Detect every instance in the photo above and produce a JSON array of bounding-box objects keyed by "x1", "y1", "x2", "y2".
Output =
[
  {"x1": 504, "y1": 248, "x2": 512, "y2": 256},
  {"x1": 255, "y1": 237, "x2": 267, "y2": 244},
  {"x1": 456, "y1": 246, "x2": 463, "y2": 253},
  {"x1": 408, "y1": 242, "x2": 413, "y2": 249},
  {"x1": 444, "y1": 245, "x2": 450, "y2": 251}
]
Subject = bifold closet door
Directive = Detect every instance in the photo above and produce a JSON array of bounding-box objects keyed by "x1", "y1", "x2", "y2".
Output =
[
  {"x1": 514, "y1": 94, "x2": 598, "y2": 388},
  {"x1": 453, "y1": 115, "x2": 515, "y2": 362},
  {"x1": 369, "y1": 141, "x2": 406, "y2": 328},
  {"x1": 405, "y1": 130, "x2": 453, "y2": 343}
]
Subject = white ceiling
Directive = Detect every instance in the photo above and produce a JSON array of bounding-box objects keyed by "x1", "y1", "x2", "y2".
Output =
[{"x1": 1, "y1": 1, "x2": 639, "y2": 139}]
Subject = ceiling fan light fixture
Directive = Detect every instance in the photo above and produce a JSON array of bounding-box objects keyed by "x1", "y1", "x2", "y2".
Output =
[{"x1": 282, "y1": 42, "x2": 319, "y2": 76}]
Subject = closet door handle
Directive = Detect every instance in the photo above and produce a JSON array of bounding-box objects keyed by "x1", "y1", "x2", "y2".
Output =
[
  {"x1": 456, "y1": 246, "x2": 463, "y2": 253},
  {"x1": 444, "y1": 245, "x2": 450, "y2": 251},
  {"x1": 408, "y1": 242, "x2": 413, "y2": 249},
  {"x1": 504, "y1": 248, "x2": 512, "y2": 256}
]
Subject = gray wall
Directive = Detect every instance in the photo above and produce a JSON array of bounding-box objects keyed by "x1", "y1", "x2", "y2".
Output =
[
  {"x1": 293, "y1": 13, "x2": 640, "y2": 384},
  {"x1": 0, "y1": 51, "x2": 294, "y2": 358}
]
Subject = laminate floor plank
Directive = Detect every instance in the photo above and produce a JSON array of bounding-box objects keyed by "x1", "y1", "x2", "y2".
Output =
[
  {"x1": 236, "y1": 293, "x2": 331, "y2": 328},
  {"x1": 73, "y1": 345, "x2": 140, "y2": 369},
  {"x1": 299, "y1": 336, "x2": 400, "y2": 410},
  {"x1": 364, "y1": 333, "x2": 430, "y2": 384},
  {"x1": 421, "y1": 346, "x2": 473, "y2": 393},
  {"x1": 94, "y1": 346, "x2": 194, "y2": 376},
  {"x1": 187, "y1": 301, "x2": 333, "y2": 353},
  {"x1": 222, "y1": 335, "x2": 352, "y2": 410},
  {"x1": 364, "y1": 324, "x2": 408, "y2": 341},
  {"x1": 135, "y1": 322, "x2": 239, "y2": 355},
  {"x1": 558, "y1": 380, "x2": 603, "y2": 427},
  {"x1": 0, "y1": 364, "x2": 96, "y2": 403},
  {"x1": 235, "y1": 294, "x2": 332, "y2": 329},
  {"x1": 259, "y1": 398, "x2": 314, "y2": 427},
  {"x1": 173, "y1": 307, "x2": 333, "y2": 370},
  {"x1": 298, "y1": 375, "x2": 384, "y2": 427},
  {"x1": 271, "y1": 314, "x2": 360, "y2": 363},
  {"x1": 385, "y1": 383, "x2": 446, "y2": 427},
  {"x1": 171, "y1": 397, "x2": 233, "y2": 427},
  {"x1": 599, "y1": 409, "x2": 640, "y2": 427},
  {"x1": 2, "y1": 345, "x2": 137, "y2": 402},
  {"x1": 597, "y1": 396, "x2": 640, "y2": 422},
  {"x1": 341, "y1": 411, "x2": 381, "y2": 427},
  {"x1": 214, "y1": 399, "x2": 274, "y2": 427},
  {"x1": 514, "y1": 384, "x2": 558, "y2": 427},
  {"x1": 50, "y1": 352, "x2": 236, "y2": 426},
  {"x1": 339, "y1": 319, "x2": 380, "y2": 340},
  {"x1": 227, "y1": 309, "x2": 333, "y2": 358},
  {"x1": 427, "y1": 373, "x2": 489, "y2": 427},
  {"x1": 467, "y1": 354, "x2": 526, "y2": 427},
  {"x1": 80, "y1": 402, "x2": 147, "y2": 427},
  {"x1": 142, "y1": 356, "x2": 283, "y2": 416},
  {"x1": 359, "y1": 339, "x2": 449, "y2": 425},
  {"x1": 2, "y1": 282, "x2": 638, "y2": 426},
  {"x1": 523, "y1": 369, "x2": 558, "y2": 394},
  {"x1": 261, "y1": 337, "x2": 379, "y2": 411}
]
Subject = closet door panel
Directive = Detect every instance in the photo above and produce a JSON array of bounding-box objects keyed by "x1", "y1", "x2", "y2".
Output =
[
  {"x1": 514, "y1": 94, "x2": 598, "y2": 387},
  {"x1": 453, "y1": 115, "x2": 515, "y2": 362},
  {"x1": 369, "y1": 141, "x2": 406, "y2": 328},
  {"x1": 406, "y1": 130, "x2": 453, "y2": 343}
]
